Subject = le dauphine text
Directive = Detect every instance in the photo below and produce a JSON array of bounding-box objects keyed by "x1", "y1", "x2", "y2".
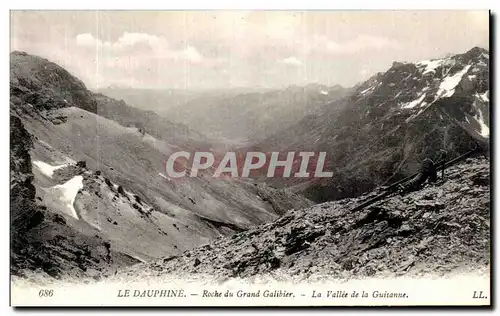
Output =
[{"x1": 117, "y1": 288, "x2": 408, "y2": 299}]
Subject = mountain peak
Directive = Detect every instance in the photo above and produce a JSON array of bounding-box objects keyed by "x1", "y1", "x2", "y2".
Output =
[
  {"x1": 466, "y1": 46, "x2": 488, "y2": 55},
  {"x1": 461, "y1": 46, "x2": 489, "y2": 61},
  {"x1": 10, "y1": 51, "x2": 97, "y2": 114},
  {"x1": 255, "y1": 46, "x2": 489, "y2": 202},
  {"x1": 11, "y1": 50, "x2": 29, "y2": 56}
]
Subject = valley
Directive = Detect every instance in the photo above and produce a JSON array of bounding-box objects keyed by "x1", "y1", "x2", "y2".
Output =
[{"x1": 10, "y1": 46, "x2": 490, "y2": 285}]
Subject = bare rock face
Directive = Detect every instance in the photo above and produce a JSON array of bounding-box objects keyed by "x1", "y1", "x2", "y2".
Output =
[
  {"x1": 10, "y1": 115, "x2": 36, "y2": 230},
  {"x1": 119, "y1": 157, "x2": 490, "y2": 281}
]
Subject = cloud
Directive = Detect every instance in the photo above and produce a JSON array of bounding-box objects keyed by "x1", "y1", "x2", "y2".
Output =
[
  {"x1": 13, "y1": 11, "x2": 488, "y2": 90},
  {"x1": 75, "y1": 32, "x2": 202, "y2": 63},
  {"x1": 280, "y1": 56, "x2": 303, "y2": 66},
  {"x1": 182, "y1": 46, "x2": 203, "y2": 63},
  {"x1": 114, "y1": 32, "x2": 164, "y2": 48},
  {"x1": 70, "y1": 31, "x2": 217, "y2": 88},
  {"x1": 312, "y1": 35, "x2": 400, "y2": 55},
  {"x1": 76, "y1": 33, "x2": 103, "y2": 47},
  {"x1": 76, "y1": 32, "x2": 165, "y2": 50}
]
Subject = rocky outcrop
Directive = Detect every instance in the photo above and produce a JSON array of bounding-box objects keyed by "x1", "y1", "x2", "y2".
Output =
[
  {"x1": 10, "y1": 115, "x2": 36, "y2": 229},
  {"x1": 10, "y1": 51, "x2": 97, "y2": 114}
]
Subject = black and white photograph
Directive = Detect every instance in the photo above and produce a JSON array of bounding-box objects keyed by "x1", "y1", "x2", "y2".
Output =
[{"x1": 8, "y1": 9, "x2": 491, "y2": 307}]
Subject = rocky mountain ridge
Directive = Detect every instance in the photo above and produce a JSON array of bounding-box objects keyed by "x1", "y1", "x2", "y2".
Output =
[{"x1": 254, "y1": 47, "x2": 490, "y2": 202}]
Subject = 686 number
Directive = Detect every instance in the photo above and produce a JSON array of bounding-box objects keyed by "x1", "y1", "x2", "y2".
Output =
[{"x1": 38, "y1": 289, "x2": 54, "y2": 297}]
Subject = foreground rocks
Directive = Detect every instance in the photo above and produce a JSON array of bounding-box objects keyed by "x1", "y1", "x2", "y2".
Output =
[{"x1": 119, "y1": 157, "x2": 490, "y2": 281}]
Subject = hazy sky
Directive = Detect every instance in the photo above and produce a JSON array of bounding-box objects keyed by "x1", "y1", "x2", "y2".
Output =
[{"x1": 11, "y1": 11, "x2": 489, "y2": 90}]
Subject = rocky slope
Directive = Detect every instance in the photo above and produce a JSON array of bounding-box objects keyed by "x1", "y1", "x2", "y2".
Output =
[
  {"x1": 10, "y1": 51, "x2": 97, "y2": 114},
  {"x1": 118, "y1": 156, "x2": 490, "y2": 282},
  {"x1": 10, "y1": 52, "x2": 312, "y2": 281},
  {"x1": 94, "y1": 93, "x2": 210, "y2": 150},
  {"x1": 254, "y1": 47, "x2": 490, "y2": 202},
  {"x1": 10, "y1": 115, "x2": 139, "y2": 282}
]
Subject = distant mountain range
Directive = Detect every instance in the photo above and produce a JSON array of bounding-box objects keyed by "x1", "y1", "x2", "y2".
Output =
[{"x1": 99, "y1": 83, "x2": 351, "y2": 145}]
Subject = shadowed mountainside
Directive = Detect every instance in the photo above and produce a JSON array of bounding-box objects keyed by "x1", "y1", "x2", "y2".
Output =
[{"x1": 254, "y1": 47, "x2": 490, "y2": 202}]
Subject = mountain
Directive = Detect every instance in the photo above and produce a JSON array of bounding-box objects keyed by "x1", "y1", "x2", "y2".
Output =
[
  {"x1": 116, "y1": 156, "x2": 490, "y2": 281},
  {"x1": 95, "y1": 87, "x2": 207, "y2": 114},
  {"x1": 166, "y1": 83, "x2": 351, "y2": 144},
  {"x1": 10, "y1": 114, "x2": 135, "y2": 281},
  {"x1": 254, "y1": 47, "x2": 490, "y2": 202},
  {"x1": 11, "y1": 51, "x2": 97, "y2": 114},
  {"x1": 96, "y1": 87, "x2": 275, "y2": 113},
  {"x1": 94, "y1": 93, "x2": 209, "y2": 150},
  {"x1": 10, "y1": 47, "x2": 490, "y2": 284},
  {"x1": 10, "y1": 51, "x2": 311, "y2": 280},
  {"x1": 99, "y1": 84, "x2": 350, "y2": 146}
]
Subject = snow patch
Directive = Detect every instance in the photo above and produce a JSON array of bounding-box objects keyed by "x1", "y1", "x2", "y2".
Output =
[
  {"x1": 474, "y1": 109, "x2": 489, "y2": 138},
  {"x1": 87, "y1": 221, "x2": 102, "y2": 231},
  {"x1": 477, "y1": 91, "x2": 489, "y2": 103},
  {"x1": 33, "y1": 161, "x2": 68, "y2": 178},
  {"x1": 360, "y1": 86, "x2": 375, "y2": 95},
  {"x1": 391, "y1": 91, "x2": 402, "y2": 100},
  {"x1": 436, "y1": 65, "x2": 471, "y2": 98},
  {"x1": 51, "y1": 176, "x2": 84, "y2": 219},
  {"x1": 405, "y1": 107, "x2": 427, "y2": 123},
  {"x1": 129, "y1": 255, "x2": 147, "y2": 263},
  {"x1": 417, "y1": 59, "x2": 444, "y2": 75},
  {"x1": 401, "y1": 93, "x2": 427, "y2": 109}
]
